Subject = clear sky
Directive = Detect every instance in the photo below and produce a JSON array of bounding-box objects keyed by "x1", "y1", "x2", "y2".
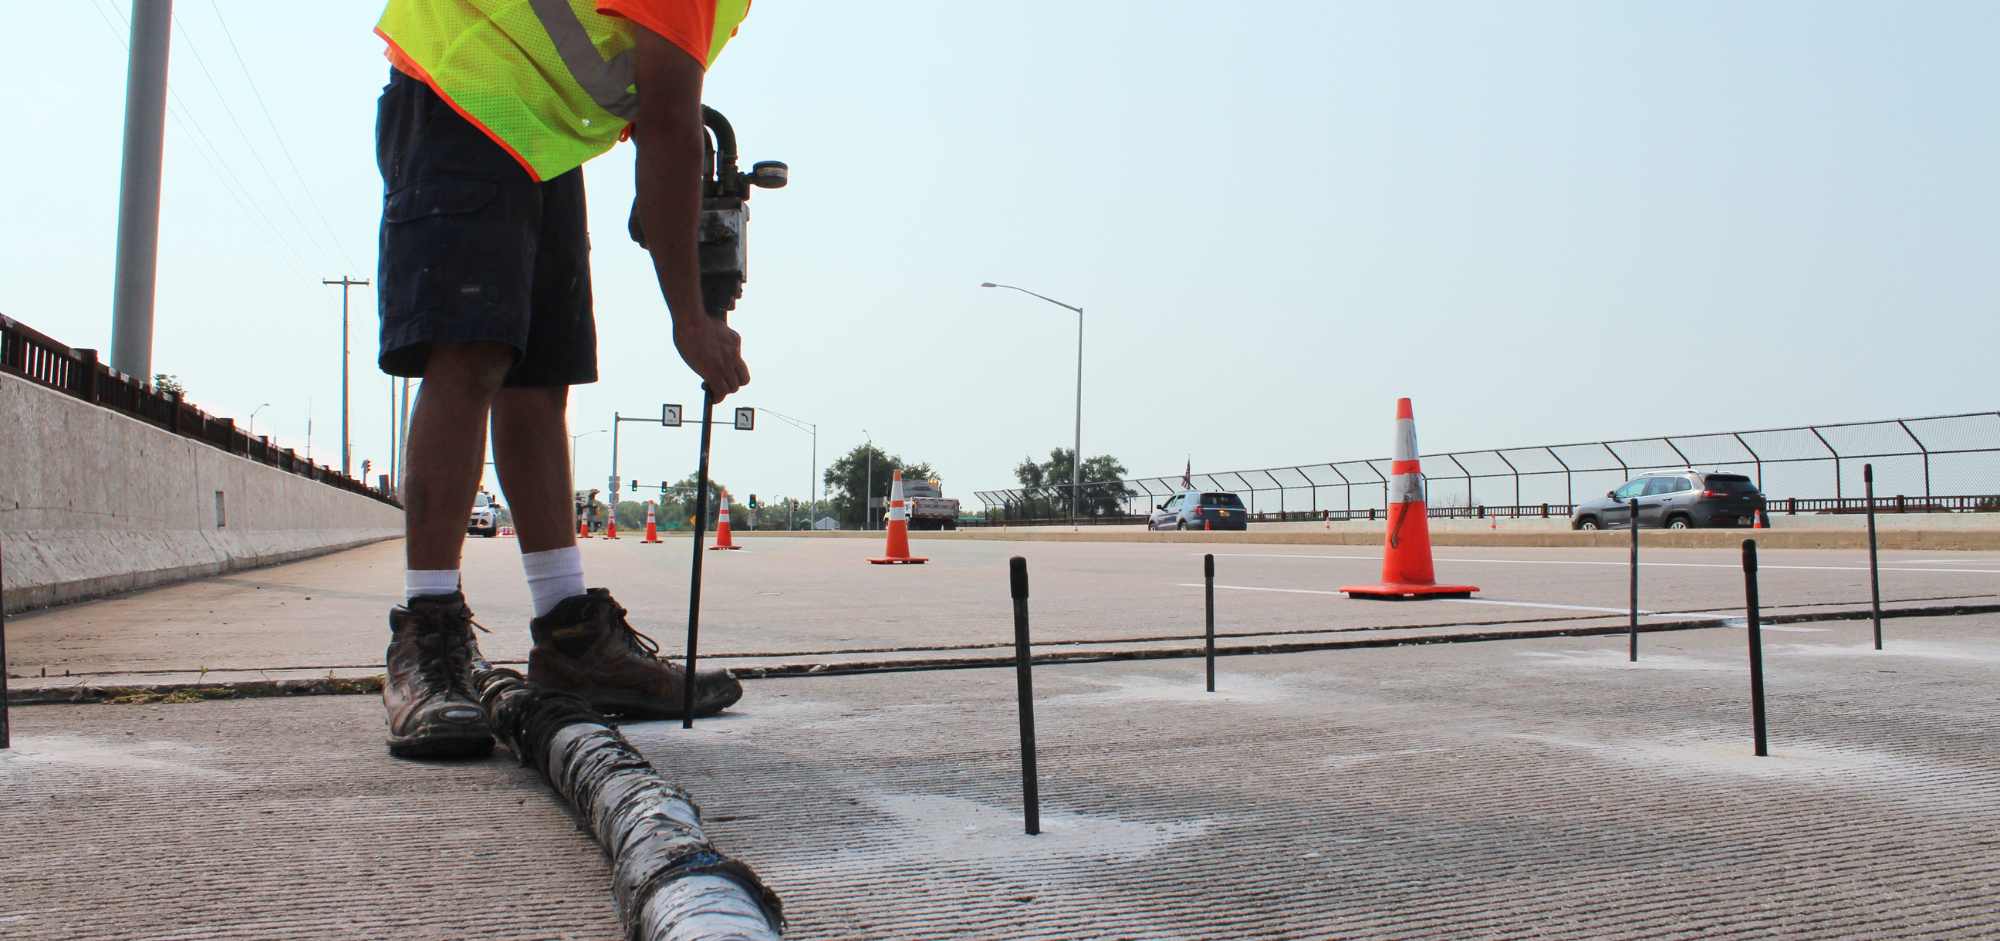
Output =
[{"x1": 7, "y1": 1, "x2": 1995, "y2": 509}]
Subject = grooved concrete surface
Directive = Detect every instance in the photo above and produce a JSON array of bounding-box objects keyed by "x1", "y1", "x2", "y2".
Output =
[{"x1": 4, "y1": 613, "x2": 1996, "y2": 939}]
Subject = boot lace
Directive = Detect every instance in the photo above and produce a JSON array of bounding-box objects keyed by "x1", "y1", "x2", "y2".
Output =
[
  {"x1": 604, "y1": 600, "x2": 663, "y2": 661},
  {"x1": 416, "y1": 607, "x2": 490, "y2": 697}
]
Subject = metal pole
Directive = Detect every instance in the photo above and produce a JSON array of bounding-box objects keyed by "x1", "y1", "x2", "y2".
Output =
[
  {"x1": 109, "y1": 0, "x2": 174, "y2": 381},
  {"x1": 1629, "y1": 497, "x2": 1640, "y2": 662},
  {"x1": 610, "y1": 413, "x2": 621, "y2": 517},
  {"x1": 2, "y1": 535, "x2": 11, "y2": 749},
  {"x1": 1204, "y1": 553, "x2": 1216, "y2": 692},
  {"x1": 322, "y1": 277, "x2": 369, "y2": 478},
  {"x1": 682, "y1": 386, "x2": 718, "y2": 729},
  {"x1": 864, "y1": 437, "x2": 874, "y2": 531},
  {"x1": 1009, "y1": 556, "x2": 1041, "y2": 835},
  {"x1": 1865, "y1": 463, "x2": 1882, "y2": 650},
  {"x1": 1742, "y1": 539, "x2": 1768, "y2": 757},
  {"x1": 1072, "y1": 307, "x2": 1083, "y2": 531}
]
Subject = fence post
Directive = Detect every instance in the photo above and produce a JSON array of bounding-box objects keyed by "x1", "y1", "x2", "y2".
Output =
[
  {"x1": 1786, "y1": 497, "x2": 1797, "y2": 516},
  {"x1": 1896, "y1": 420, "x2": 1931, "y2": 502},
  {"x1": 73, "y1": 348, "x2": 100, "y2": 403}
]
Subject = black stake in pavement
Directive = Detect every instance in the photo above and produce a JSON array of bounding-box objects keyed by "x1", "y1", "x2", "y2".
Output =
[
  {"x1": 2, "y1": 537, "x2": 10, "y2": 749},
  {"x1": 1864, "y1": 463, "x2": 1883, "y2": 650},
  {"x1": 1742, "y1": 539, "x2": 1769, "y2": 757},
  {"x1": 681, "y1": 384, "x2": 718, "y2": 729},
  {"x1": 1629, "y1": 497, "x2": 1640, "y2": 662},
  {"x1": 1009, "y1": 557, "x2": 1040, "y2": 836},
  {"x1": 1204, "y1": 553, "x2": 1217, "y2": 693}
]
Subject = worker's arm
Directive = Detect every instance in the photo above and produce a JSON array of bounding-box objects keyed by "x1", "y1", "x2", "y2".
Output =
[{"x1": 629, "y1": 27, "x2": 750, "y2": 399}]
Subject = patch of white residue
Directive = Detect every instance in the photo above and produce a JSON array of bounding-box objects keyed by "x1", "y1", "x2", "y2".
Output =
[
  {"x1": 0, "y1": 735, "x2": 237, "y2": 780},
  {"x1": 1777, "y1": 641, "x2": 2000, "y2": 663},
  {"x1": 1515, "y1": 649, "x2": 1732, "y2": 672},
  {"x1": 1043, "y1": 673, "x2": 1301, "y2": 707},
  {"x1": 858, "y1": 792, "x2": 1208, "y2": 865},
  {"x1": 1512, "y1": 733, "x2": 1919, "y2": 781}
]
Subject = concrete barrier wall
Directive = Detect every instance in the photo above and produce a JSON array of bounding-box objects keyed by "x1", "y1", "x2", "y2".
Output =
[{"x1": 1, "y1": 372, "x2": 403, "y2": 612}]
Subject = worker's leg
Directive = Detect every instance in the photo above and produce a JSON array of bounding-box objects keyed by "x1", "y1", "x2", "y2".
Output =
[
  {"x1": 403, "y1": 343, "x2": 513, "y2": 572},
  {"x1": 374, "y1": 65, "x2": 543, "y2": 758},
  {"x1": 491, "y1": 385, "x2": 586, "y2": 617}
]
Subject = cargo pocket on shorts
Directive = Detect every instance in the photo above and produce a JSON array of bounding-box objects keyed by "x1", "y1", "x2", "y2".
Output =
[{"x1": 381, "y1": 177, "x2": 517, "y2": 347}]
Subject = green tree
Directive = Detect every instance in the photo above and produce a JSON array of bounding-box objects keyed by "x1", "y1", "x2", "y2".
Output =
[
  {"x1": 153, "y1": 373, "x2": 185, "y2": 397},
  {"x1": 823, "y1": 443, "x2": 935, "y2": 529},
  {"x1": 1016, "y1": 447, "x2": 1134, "y2": 518}
]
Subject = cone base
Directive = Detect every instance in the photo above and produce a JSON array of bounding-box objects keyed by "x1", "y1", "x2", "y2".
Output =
[
  {"x1": 1339, "y1": 583, "x2": 1479, "y2": 600},
  {"x1": 868, "y1": 557, "x2": 928, "y2": 565},
  {"x1": 708, "y1": 545, "x2": 743, "y2": 551}
]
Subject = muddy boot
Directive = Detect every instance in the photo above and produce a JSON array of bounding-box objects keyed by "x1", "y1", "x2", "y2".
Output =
[
  {"x1": 528, "y1": 588, "x2": 743, "y2": 720},
  {"x1": 383, "y1": 592, "x2": 494, "y2": 759}
]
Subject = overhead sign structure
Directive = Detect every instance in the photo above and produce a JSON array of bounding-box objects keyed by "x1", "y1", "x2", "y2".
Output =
[
  {"x1": 662, "y1": 404, "x2": 683, "y2": 427},
  {"x1": 734, "y1": 407, "x2": 755, "y2": 431}
]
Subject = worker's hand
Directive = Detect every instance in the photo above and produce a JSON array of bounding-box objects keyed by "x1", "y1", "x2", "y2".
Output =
[{"x1": 673, "y1": 316, "x2": 750, "y2": 399}]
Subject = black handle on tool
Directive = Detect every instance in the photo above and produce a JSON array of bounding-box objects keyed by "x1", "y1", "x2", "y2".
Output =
[{"x1": 1204, "y1": 553, "x2": 1216, "y2": 693}]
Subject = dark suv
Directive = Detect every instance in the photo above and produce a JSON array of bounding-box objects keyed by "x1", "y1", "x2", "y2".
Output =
[{"x1": 1571, "y1": 471, "x2": 1764, "y2": 530}]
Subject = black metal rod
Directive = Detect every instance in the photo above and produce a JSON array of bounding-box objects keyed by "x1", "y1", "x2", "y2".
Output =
[
  {"x1": 682, "y1": 385, "x2": 718, "y2": 729},
  {"x1": 2, "y1": 535, "x2": 10, "y2": 749},
  {"x1": 1629, "y1": 497, "x2": 1640, "y2": 662},
  {"x1": 1203, "y1": 553, "x2": 1216, "y2": 692},
  {"x1": 1865, "y1": 463, "x2": 1882, "y2": 650},
  {"x1": 1743, "y1": 539, "x2": 1768, "y2": 757},
  {"x1": 1009, "y1": 557, "x2": 1040, "y2": 836}
]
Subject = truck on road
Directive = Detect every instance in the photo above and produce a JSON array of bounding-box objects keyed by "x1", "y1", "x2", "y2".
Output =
[{"x1": 900, "y1": 479, "x2": 960, "y2": 531}]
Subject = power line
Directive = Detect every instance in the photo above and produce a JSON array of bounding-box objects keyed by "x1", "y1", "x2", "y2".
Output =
[
  {"x1": 207, "y1": 0, "x2": 361, "y2": 271},
  {"x1": 168, "y1": 8, "x2": 339, "y2": 264},
  {"x1": 85, "y1": 0, "x2": 310, "y2": 278}
]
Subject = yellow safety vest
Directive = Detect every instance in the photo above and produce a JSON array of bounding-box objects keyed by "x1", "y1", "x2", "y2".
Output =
[{"x1": 376, "y1": 0, "x2": 749, "y2": 181}]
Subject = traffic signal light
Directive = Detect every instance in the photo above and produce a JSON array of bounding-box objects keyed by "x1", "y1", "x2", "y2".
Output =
[{"x1": 748, "y1": 494, "x2": 758, "y2": 509}]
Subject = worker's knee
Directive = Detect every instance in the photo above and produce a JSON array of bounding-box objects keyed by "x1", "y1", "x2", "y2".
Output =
[{"x1": 421, "y1": 342, "x2": 515, "y2": 399}]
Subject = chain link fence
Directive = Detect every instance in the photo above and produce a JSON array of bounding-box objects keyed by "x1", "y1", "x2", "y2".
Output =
[{"x1": 972, "y1": 411, "x2": 2000, "y2": 525}]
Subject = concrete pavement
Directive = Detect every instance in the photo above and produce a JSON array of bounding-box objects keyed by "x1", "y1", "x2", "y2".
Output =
[
  {"x1": 7, "y1": 537, "x2": 1998, "y2": 696},
  {"x1": 4, "y1": 612, "x2": 1996, "y2": 939}
]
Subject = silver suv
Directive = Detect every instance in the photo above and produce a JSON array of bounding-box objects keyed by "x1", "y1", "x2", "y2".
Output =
[{"x1": 1571, "y1": 471, "x2": 1763, "y2": 530}]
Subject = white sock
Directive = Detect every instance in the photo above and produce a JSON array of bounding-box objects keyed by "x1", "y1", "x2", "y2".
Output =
[
  {"x1": 521, "y1": 546, "x2": 586, "y2": 617},
  {"x1": 405, "y1": 569, "x2": 460, "y2": 602}
]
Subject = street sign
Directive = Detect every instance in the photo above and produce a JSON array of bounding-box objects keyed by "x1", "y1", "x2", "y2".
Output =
[
  {"x1": 662, "y1": 404, "x2": 682, "y2": 427},
  {"x1": 733, "y1": 407, "x2": 755, "y2": 431}
]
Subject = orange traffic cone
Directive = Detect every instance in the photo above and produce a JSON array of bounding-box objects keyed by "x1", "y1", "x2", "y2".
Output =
[
  {"x1": 1340, "y1": 398, "x2": 1479, "y2": 600},
  {"x1": 577, "y1": 518, "x2": 591, "y2": 539},
  {"x1": 642, "y1": 502, "x2": 662, "y2": 544},
  {"x1": 708, "y1": 491, "x2": 742, "y2": 551},
  {"x1": 869, "y1": 470, "x2": 929, "y2": 564},
  {"x1": 605, "y1": 513, "x2": 619, "y2": 540},
  {"x1": 1752, "y1": 508, "x2": 1766, "y2": 529}
]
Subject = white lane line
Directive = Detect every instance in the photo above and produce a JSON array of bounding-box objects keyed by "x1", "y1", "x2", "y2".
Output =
[
  {"x1": 1178, "y1": 584, "x2": 1716, "y2": 620},
  {"x1": 1203, "y1": 552, "x2": 2000, "y2": 576}
]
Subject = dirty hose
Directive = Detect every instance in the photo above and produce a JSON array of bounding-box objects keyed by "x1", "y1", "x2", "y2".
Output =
[{"x1": 475, "y1": 666, "x2": 784, "y2": 940}]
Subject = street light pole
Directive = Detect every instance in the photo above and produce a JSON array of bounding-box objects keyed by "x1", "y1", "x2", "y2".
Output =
[
  {"x1": 247, "y1": 402, "x2": 270, "y2": 439},
  {"x1": 322, "y1": 276, "x2": 370, "y2": 478},
  {"x1": 762, "y1": 407, "x2": 818, "y2": 532},
  {"x1": 981, "y1": 282, "x2": 1085, "y2": 530},
  {"x1": 863, "y1": 429, "x2": 873, "y2": 532},
  {"x1": 570, "y1": 429, "x2": 605, "y2": 488},
  {"x1": 109, "y1": 0, "x2": 173, "y2": 381}
]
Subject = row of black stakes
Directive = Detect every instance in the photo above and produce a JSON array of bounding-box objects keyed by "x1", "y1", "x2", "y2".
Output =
[{"x1": 1625, "y1": 462, "x2": 1890, "y2": 756}]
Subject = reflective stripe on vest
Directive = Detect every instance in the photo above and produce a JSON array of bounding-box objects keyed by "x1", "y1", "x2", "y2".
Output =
[{"x1": 377, "y1": 0, "x2": 749, "y2": 181}]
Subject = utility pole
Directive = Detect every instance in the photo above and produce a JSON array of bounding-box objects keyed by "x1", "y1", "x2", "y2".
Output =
[
  {"x1": 323, "y1": 276, "x2": 369, "y2": 478},
  {"x1": 109, "y1": 0, "x2": 175, "y2": 380}
]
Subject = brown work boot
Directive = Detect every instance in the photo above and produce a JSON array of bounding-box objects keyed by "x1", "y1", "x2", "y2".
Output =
[
  {"x1": 528, "y1": 588, "x2": 744, "y2": 720},
  {"x1": 383, "y1": 592, "x2": 494, "y2": 759}
]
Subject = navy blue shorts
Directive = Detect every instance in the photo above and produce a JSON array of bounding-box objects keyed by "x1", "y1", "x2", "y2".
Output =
[{"x1": 374, "y1": 69, "x2": 596, "y2": 386}]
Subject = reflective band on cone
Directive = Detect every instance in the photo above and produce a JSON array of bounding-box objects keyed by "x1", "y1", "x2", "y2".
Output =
[
  {"x1": 1339, "y1": 397, "x2": 1479, "y2": 600},
  {"x1": 870, "y1": 469, "x2": 928, "y2": 564}
]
